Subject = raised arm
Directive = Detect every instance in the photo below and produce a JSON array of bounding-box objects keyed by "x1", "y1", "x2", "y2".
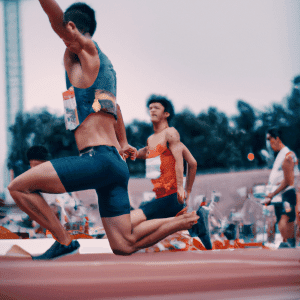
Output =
[
  {"x1": 166, "y1": 127, "x2": 185, "y2": 204},
  {"x1": 38, "y1": 0, "x2": 69, "y2": 38},
  {"x1": 38, "y1": 0, "x2": 96, "y2": 55},
  {"x1": 182, "y1": 143, "x2": 197, "y2": 205}
]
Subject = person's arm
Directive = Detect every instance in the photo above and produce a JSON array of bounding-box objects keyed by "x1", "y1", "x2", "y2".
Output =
[
  {"x1": 265, "y1": 155, "x2": 294, "y2": 204},
  {"x1": 38, "y1": 0, "x2": 96, "y2": 55},
  {"x1": 136, "y1": 146, "x2": 149, "y2": 160},
  {"x1": 166, "y1": 128, "x2": 185, "y2": 204},
  {"x1": 114, "y1": 104, "x2": 128, "y2": 149},
  {"x1": 182, "y1": 143, "x2": 197, "y2": 206},
  {"x1": 38, "y1": 0, "x2": 70, "y2": 38},
  {"x1": 114, "y1": 104, "x2": 137, "y2": 160}
]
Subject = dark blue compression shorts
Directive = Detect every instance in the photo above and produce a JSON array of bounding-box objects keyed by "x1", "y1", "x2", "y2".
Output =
[
  {"x1": 51, "y1": 145, "x2": 130, "y2": 218},
  {"x1": 139, "y1": 193, "x2": 211, "y2": 241},
  {"x1": 139, "y1": 193, "x2": 184, "y2": 219}
]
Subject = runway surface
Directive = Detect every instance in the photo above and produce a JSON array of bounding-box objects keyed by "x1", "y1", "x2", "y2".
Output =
[{"x1": 1, "y1": 248, "x2": 299, "y2": 300}]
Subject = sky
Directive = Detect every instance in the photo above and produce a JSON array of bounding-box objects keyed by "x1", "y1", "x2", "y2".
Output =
[{"x1": 0, "y1": 0, "x2": 300, "y2": 190}]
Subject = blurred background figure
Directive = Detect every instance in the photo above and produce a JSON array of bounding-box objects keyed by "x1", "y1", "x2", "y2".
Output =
[
  {"x1": 264, "y1": 127, "x2": 299, "y2": 248},
  {"x1": 27, "y1": 145, "x2": 51, "y2": 168}
]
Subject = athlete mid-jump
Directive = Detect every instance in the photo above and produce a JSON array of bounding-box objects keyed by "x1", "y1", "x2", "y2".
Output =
[{"x1": 8, "y1": 1, "x2": 198, "y2": 259}]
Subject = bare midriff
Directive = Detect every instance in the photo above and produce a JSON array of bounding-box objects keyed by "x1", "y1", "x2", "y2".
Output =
[{"x1": 74, "y1": 111, "x2": 120, "y2": 152}]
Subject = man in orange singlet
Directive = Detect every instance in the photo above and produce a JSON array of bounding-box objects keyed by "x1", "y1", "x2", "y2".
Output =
[{"x1": 130, "y1": 95, "x2": 212, "y2": 249}]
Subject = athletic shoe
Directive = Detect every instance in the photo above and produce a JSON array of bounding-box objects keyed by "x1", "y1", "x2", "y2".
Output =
[
  {"x1": 286, "y1": 238, "x2": 296, "y2": 248},
  {"x1": 278, "y1": 242, "x2": 291, "y2": 249},
  {"x1": 32, "y1": 240, "x2": 80, "y2": 260},
  {"x1": 188, "y1": 207, "x2": 212, "y2": 250},
  {"x1": 198, "y1": 234, "x2": 213, "y2": 250}
]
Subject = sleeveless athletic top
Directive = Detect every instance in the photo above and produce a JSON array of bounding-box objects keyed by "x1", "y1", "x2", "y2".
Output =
[
  {"x1": 146, "y1": 144, "x2": 177, "y2": 199},
  {"x1": 63, "y1": 41, "x2": 117, "y2": 131},
  {"x1": 267, "y1": 146, "x2": 299, "y2": 197}
]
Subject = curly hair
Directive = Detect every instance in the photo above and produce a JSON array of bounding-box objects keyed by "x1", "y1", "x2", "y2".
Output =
[{"x1": 146, "y1": 94, "x2": 175, "y2": 123}]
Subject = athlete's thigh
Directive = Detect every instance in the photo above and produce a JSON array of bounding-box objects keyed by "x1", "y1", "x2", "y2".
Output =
[
  {"x1": 130, "y1": 209, "x2": 147, "y2": 227},
  {"x1": 101, "y1": 214, "x2": 133, "y2": 250},
  {"x1": 8, "y1": 161, "x2": 66, "y2": 194}
]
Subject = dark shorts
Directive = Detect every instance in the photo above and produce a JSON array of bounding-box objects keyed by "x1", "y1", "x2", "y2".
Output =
[
  {"x1": 139, "y1": 193, "x2": 184, "y2": 219},
  {"x1": 139, "y1": 193, "x2": 210, "y2": 242},
  {"x1": 274, "y1": 188, "x2": 296, "y2": 223},
  {"x1": 51, "y1": 145, "x2": 130, "y2": 218}
]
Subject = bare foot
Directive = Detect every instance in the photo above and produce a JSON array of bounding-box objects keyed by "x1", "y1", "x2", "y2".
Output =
[
  {"x1": 177, "y1": 211, "x2": 199, "y2": 230},
  {"x1": 176, "y1": 207, "x2": 187, "y2": 217}
]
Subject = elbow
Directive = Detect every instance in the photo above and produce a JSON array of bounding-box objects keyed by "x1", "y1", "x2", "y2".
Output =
[
  {"x1": 283, "y1": 174, "x2": 294, "y2": 188},
  {"x1": 191, "y1": 159, "x2": 197, "y2": 170}
]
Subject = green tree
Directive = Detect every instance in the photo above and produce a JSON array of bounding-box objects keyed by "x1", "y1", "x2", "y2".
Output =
[
  {"x1": 8, "y1": 109, "x2": 77, "y2": 177},
  {"x1": 285, "y1": 75, "x2": 300, "y2": 156}
]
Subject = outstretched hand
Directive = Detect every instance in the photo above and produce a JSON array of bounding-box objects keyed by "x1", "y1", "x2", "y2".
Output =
[{"x1": 120, "y1": 144, "x2": 137, "y2": 161}]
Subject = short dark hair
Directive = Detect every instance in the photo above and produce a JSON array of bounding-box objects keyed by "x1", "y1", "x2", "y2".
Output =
[
  {"x1": 146, "y1": 94, "x2": 175, "y2": 123},
  {"x1": 26, "y1": 146, "x2": 50, "y2": 162},
  {"x1": 266, "y1": 127, "x2": 283, "y2": 140},
  {"x1": 64, "y1": 2, "x2": 96, "y2": 36}
]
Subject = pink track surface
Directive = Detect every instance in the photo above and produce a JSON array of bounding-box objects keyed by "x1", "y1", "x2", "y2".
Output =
[{"x1": 1, "y1": 249, "x2": 299, "y2": 300}]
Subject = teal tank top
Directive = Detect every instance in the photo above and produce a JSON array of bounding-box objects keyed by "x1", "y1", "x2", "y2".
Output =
[{"x1": 64, "y1": 41, "x2": 117, "y2": 131}]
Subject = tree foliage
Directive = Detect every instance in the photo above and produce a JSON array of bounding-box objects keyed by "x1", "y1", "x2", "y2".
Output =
[
  {"x1": 8, "y1": 109, "x2": 77, "y2": 177},
  {"x1": 8, "y1": 75, "x2": 300, "y2": 177}
]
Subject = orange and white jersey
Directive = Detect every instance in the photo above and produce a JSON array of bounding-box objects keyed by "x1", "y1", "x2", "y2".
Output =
[{"x1": 146, "y1": 144, "x2": 177, "y2": 199}]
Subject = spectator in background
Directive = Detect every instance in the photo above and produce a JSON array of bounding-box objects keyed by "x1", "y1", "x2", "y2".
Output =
[{"x1": 264, "y1": 127, "x2": 299, "y2": 248}]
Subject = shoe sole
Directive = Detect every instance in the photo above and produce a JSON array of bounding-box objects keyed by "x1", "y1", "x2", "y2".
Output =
[
  {"x1": 50, "y1": 247, "x2": 80, "y2": 261},
  {"x1": 32, "y1": 244, "x2": 80, "y2": 261}
]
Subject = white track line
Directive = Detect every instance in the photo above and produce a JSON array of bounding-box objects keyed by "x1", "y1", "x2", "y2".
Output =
[{"x1": 1, "y1": 259, "x2": 299, "y2": 269}]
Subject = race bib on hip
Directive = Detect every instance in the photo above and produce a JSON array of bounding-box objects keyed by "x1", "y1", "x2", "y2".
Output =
[{"x1": 63, "y1": 87, "x2": 79, "y2": 131}]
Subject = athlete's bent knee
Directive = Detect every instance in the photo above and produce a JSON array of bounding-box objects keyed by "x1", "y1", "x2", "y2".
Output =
[
  {"x1": 111, "y1": 246, "x2": 135, "y2": 256},
  {"x1": 7, "y1": 178, "x2": 25, "y2": 193},
  {"x1": 7, "y1": 181, "x2": 16, "y2": 193}
]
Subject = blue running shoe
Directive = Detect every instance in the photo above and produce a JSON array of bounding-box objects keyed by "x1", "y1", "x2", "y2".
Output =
[
  {"x1": 198, "y1": 234, "x2": 212, "y2": 250},
  {"x1": 278, "y1": 242, "x2": 291, "y2": 249},
  {"x1": 188, "y1": 207, "x2": 212, "y2": 250},
  {"x1": 32, "y1": 240, "x2": 80, "y2": 260}
]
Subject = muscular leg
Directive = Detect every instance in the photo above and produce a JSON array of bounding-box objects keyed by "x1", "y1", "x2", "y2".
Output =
[
  {"x1": 102, "y1": 212, "x2": 199, "y2": 255},
  {"x1": 130, "y1": 209, "x2": 147, "y2": 227},
  {"x1": 8, "y1": 161, "x2": 72, "y2": 245},
  {"x1": 278, "y1": 215, "x2": 295, "y2": 240}
]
